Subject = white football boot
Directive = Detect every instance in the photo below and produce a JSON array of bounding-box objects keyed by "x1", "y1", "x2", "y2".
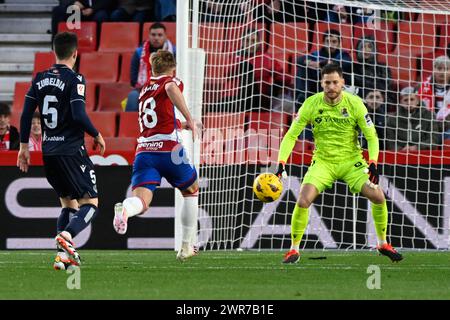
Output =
[
  {"x1": 176, "y1": 245, "x2": 199, "y2": 262},
  {"x1": 113, "y1": 202, "x2": 128, "y2": 234}
]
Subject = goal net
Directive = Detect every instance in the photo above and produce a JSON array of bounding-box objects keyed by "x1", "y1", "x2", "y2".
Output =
[{"x1": 188, "y1": 0, "x2": 450, "y2": 251}]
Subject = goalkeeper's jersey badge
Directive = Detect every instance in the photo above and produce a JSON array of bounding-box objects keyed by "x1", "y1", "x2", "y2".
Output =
[{"x1": 341, "y1": 108, "x2": 349, "y2": 117}]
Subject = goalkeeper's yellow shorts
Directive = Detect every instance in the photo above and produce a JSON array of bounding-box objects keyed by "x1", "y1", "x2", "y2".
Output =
[{"x1": 302, "y1": 156, "x2": 369, "y2": 194}]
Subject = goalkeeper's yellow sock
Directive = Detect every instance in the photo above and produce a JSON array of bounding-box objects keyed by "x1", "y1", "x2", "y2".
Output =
[
  {"x1": 291, "y1": 204, "x2": 309, "y2": 251},
  {"x1": 371, "y1": 201, "x2": 388, "y2": 246}
]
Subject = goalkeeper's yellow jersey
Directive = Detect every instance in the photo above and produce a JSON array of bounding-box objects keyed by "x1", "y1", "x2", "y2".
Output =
[{"x1": 278, "y1": 91, "x2": 379, "y2": 164}]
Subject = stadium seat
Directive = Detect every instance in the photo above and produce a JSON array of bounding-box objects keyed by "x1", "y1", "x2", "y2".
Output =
[
  {"x1": 353, "y1": 21, "x2": 396, "y2": 55},
  {"x1": 248, "y1": 112, "x2": 290, "y2": 133},
  {"x1": 439, "y1": 24, "x2": 450, "y2": 51},
  {"x1": 9, "y1": 111, "x2": 21, "y2": 130},
  {"x1": 79, "y1": 52, "x2": 120, "y2": 83},
  {"x1": 98, "y1": 22, "x2": 140, "y2": 53},
  {"x1": 269, "y1": 22, "x2": 309, "y2": 56},
  {"x1": 203, "y1": 112, "x2": 245, "y2": 129},
  {"x1": 118, "y1": 112, "x2": 139, "y2": 137},
  {"x1": 97, "y1": 83, "x2": 132, "y2": 112},
  {"x1": 12, "y1": 81, "x2": 30, "y2": 112},
  {"x1": 420, "y1": 49, "x2": 445, "y2": 80},
  {"x1": 379, "y1": 52, "x2": 418, "y2": 85},
  {"x1": 142, "y1": 22, "x2": 176, "y2": 44},
  {"x1": 58, "y1": 22, "x2": 97, "y2": 53},
  {"x1": 32, "y1": 52, "x2": 55, "y2": 77},
  {"x1": 104, "y1": 137, "x2": 137, "y2": 152},
  {"x1": 310, "y1": 22, "x2": 354, "y2": 54},
  {"x1": 85, "y1": 82, "x2": 97, "y2": 112},
  {"x1": 197, "y1": 23, "x2": 225, "y2": 52},
  {"x1": 119, "y1": 52, "x2": 133, "y2": 84},
  {"x1": 204, "y1": 51, "x2": 233, "y2": 91},
  {"x1": 87, "y1": 111, "x2": 117, "y2": 137},
  {"x1": 224, "y1": 23, "x2": 266, "y2": 53},
  {"x1": 393, "y1": 21, "x2": 436, "y2": 57}
]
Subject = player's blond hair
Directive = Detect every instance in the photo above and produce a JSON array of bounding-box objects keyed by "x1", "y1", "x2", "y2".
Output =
[{"x1": 150, "y1": 50, "x2": 176, "y2": 75}]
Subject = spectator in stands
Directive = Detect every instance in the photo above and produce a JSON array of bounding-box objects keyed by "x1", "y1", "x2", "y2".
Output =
[
  {"x1": 295, "y1": 29, "x2": 352, "y2": 102},
  {"x1": 154, "y1": 0, "x2": 176, "y2": 22},
  {"x1": 418, "y1": 55, "x2": 450, "y2": 119},
  {"x1": 29, "y1": 112, "x2": 42, "y2": 152},
  {"x1": 125, "y1": 22, "x2": 176, "y2": 111},
  {"x1": 354, "y1": 36, "x2": 392, "y2": 99},
  {"x1": 110, "y1": 0, "x2": 154, "y2": 24},
  {"x1": 361, "y1": 89, "x2": 387, "y2": 150},
  {"x1": 231, "y1": 28, "x2": 292, "y2": 112},
  {"x1": 0, "y1": 103, "x2": 19, "y2": 151},
  {"x1": 386, "y1": 87, "x2": 441, "y2": 151},
  {"x1": 51, "y1": 0, "x2": 114, "y2": 39}
]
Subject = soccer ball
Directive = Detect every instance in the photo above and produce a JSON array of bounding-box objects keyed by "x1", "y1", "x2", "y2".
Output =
[{"x1": 253, "y1": 173, "x2": 283, "y2": 203}]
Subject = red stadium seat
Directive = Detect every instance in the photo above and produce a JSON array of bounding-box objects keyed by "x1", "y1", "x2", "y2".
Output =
[
  {"x1": 203, "y1": 112, "x2": 245, "y2": 129},
  {"x1": 420, "y1": 49, "x2": 446, "y2": 80},
  {"x1": 119, "y1": 52, "x2": 133, "y2": 84},
  {"x1": 118, "y1": 112, "x2": 140, "y2": 137},
  {"x1": 142, "y1": 22, "x2": 176, "y2": 45},
  {"x1": 269, "y1": 22, "x2": 309, "y2": 56},
  {"x1": 104, "y1": 137, "x2": 137, "y2": 152},
  {"x1": 87, "y1": 111, "x2": 117, "y2": 137},
  {"x1": 197, "y1": 23, "x2": 225, "y2": 52},
  {"x1": 98, "y1": 22, "x2": 140, "y2": 53},
  {"x1": 394, "y1": 21, "x2": 436, "y2": 57},
  {"x1": 310, "y1": 22, "x2": 353, "y2": 54},
  {"x1": 12, "y1": 81, "x2": 30, "y2": 113},
  {"x1": 204, "y1": 51, "x2": 233, "y2": 91},
  {"x1": 9, "y1": 111, "x2": 21, "y2": 130},
  {"x1": 224, "y1": 23, "x2": 266, "y2": 53},
  {"x1": 85, "y1": 82, "x2": 97, "y2": 112},
  {"x1": 439, "y1": 24, "x2": 450, "y2": 51},
  {"x1": 379, "y1": 52, "x2": 418, "y2": 85},
  {"x1": 248, "y1": 112, "x2": 290, "y2": 133},
  {"x1": 58, "y1": 22, "x2": 97, "y2": 53},
  {"x1": 97, "y1": 83, "x2": 132, "y2": 112},
  {"x1": 79, "y1": 52, "x2": 120, "y2": 83},
  {"x1": 33, "y1": 52, "x2": 55, "y2": 77}
]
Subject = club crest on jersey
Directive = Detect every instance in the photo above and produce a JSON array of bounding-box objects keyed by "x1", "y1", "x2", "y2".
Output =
[
  {"x1": 365, "y1": 114, "x2": 373, "y2": 126},
  {"x1": 315, "y1": 117, "x2": 322, "y2": 124},
  {"x1": 319, "y1": 109, "x2": 323, "y2": 114},
  {"x1": 341, "y1": 108, "x2": 349, "y2": 117},
  {"x1": 77, "y1": 84, "x2": 85, "y2": 96}
]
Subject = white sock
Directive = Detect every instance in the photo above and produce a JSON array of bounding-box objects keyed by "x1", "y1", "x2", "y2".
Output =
[
  {"x1": 181, "y1": 196, "x2": 198, "y2": 248},
  {"x1": 291, "y1": 244, "x2": 300, "y2": 251},
  {"x1": 123, "y1": 197, "x2": 145, "y2": 218},
  {"x1": 378, "y1": 239, "x2": 387, "y2": 246}
]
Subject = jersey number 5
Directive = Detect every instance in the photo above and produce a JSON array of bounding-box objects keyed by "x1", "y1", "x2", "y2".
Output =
[
  {"x1": 139, "y1": 97, "x2": 157, "y2": 132},
  {"x1": 43, "y1": 95, "x2": 58, "y2": 129}
]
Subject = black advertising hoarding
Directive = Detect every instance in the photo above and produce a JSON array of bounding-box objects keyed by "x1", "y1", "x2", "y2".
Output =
[{"x1": 0, "y1": 164, "x2": 448, "y2": 250}]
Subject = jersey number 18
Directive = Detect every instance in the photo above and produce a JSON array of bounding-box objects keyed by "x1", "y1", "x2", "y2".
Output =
[{"x1": 138, "y1": 97, "x2": 157, "y2": 132}]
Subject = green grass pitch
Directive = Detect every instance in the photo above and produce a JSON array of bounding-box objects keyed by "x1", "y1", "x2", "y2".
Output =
[{"x1": 0, "y1": 250, "x2": 449, "y2": 300}]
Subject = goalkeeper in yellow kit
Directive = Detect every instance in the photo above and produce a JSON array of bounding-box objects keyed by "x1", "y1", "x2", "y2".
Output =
[{"x1": 276, "y1": 64, "x2": 403, "y2": 263}]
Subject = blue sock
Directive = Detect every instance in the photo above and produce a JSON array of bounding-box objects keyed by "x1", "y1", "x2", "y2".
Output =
[
  {"x1": 57, "y1": 207, "x2": 77, "y2": 234},
  {"x1": 64, "y1": 204, "x2": 98, "y2": 238}
]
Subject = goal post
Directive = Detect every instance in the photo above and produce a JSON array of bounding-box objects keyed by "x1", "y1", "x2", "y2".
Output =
[{"x1": 180, "y1": 0, "x2": 450, "y2": 251}]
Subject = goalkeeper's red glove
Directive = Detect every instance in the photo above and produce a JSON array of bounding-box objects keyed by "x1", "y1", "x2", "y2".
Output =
[
  {"x1": 367, "y1": 161, "x2": 379, "y2": 185},
  {"x1": 275, "y1": 162, "x2": 286, "y2": 178}
]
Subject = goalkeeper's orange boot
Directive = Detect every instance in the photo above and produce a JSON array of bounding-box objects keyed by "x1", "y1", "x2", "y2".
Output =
[
  {"x1": 282, "y1": 249, "x2": 300, "y2": 264},
  {"x1": 377, "y1": 243, "x2": 403, "y2": 262}
]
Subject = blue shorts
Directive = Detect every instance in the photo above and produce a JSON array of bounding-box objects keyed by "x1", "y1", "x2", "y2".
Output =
[{"x1": 131, "y1": 148, "x2": 197, "y2": 192}]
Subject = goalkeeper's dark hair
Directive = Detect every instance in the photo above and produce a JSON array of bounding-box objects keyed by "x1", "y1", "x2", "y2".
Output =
[
  {"x1": 321, "y1": 63, "x2": 343, "y2": 78},
  {"x1": 53, "y1": 32, "x2": 78, "y2": 60}
]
